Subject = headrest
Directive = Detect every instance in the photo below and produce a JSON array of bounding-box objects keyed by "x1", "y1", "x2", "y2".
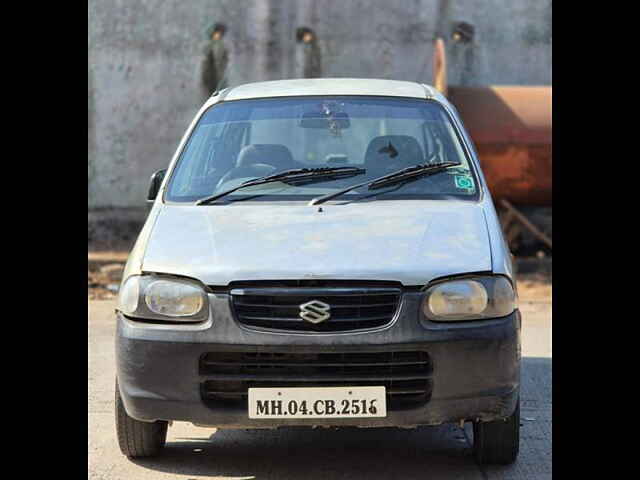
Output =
[
  {"x1": 236, "y1": 144, "x2": 295, "y2": 170},
  {"x1": 364, "y1": 135, "x2": 424, "y2": 171}
]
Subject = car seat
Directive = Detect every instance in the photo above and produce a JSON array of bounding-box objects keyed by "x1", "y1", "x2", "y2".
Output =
[{"x1": 364, "y1": 135, "x2": 425, "y2": 177}]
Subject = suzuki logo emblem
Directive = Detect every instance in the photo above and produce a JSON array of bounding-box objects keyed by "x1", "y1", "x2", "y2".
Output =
[{"x1": 299, "y1": 300, "x2": 331, "y2": 324}]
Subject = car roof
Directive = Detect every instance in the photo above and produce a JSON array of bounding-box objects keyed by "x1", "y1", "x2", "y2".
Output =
[{"x1": 212, "y1": 78, "x2": 439, "y2": 103}]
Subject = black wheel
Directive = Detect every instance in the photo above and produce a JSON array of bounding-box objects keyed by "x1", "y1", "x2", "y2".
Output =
[
  {"x1": 115, "y1": 379, "x2": 168, "y2": 458},
  {"x1": 473, "y1": 398, "x2": 520, "y2": 465}
]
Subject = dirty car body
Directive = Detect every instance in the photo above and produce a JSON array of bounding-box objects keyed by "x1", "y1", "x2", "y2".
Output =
[{"x1": 115, "y1": 78, "x2": 520, "y2": 462}]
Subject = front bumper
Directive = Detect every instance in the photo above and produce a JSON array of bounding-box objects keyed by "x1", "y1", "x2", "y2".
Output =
[{"x1": 116, "y1": 292, "x2": 520, "y2": 428}]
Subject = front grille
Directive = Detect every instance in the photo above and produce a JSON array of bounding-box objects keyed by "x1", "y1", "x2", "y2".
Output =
[
  {"x1": 229, "y1": 282, "x2": 402, "y2": 333},
  {"x1": 200, "y1": 350, "x2": 433, "y2": 410}
]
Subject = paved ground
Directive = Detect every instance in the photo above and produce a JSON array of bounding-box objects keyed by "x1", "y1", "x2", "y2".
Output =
[{"x1": 89, "y1": 298, "x2": 551, "y2": 479}]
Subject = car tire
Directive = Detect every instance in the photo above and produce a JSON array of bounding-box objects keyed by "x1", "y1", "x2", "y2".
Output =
[
  {"x1": 115, "y1": 379, "x2": 168, "y2": 458},
  {"x1": 472, "y1": 397, "x2": 520, "y2": 465}
]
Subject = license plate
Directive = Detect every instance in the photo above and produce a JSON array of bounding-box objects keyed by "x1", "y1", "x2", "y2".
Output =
[{"x1": 248, "y1": 386, "x2": 386, "y2": 419}]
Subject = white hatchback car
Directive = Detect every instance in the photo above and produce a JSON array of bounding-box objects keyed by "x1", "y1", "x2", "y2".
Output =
[{"x1": 116, "y1": 78, "x2": 520, "y2": 464}]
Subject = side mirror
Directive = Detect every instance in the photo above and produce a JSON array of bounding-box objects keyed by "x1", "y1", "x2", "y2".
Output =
[{"x1": 147, "y1": 169, "x2": 167, "y2": 204}]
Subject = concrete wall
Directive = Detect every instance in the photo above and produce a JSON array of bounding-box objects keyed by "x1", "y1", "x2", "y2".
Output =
[{"x1": 88, "y1": 0, "x2": 551, "y2": 208}]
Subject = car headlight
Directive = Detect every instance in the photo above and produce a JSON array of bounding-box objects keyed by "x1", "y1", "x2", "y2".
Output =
[
  {"x1": 422, "y1": 276, "x2": 516, "y2": 322},
  {"x1": 117, "y1": 275, "x2": 209, "y2": 322}
]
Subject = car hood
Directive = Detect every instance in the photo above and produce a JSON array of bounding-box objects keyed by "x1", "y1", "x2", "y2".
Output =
[{"x1": 142, "y1": 200, "x2": 492, "y2": 286}]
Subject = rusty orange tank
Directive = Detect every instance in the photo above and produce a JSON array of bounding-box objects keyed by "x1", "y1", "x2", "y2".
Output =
[
  {"x1": 448, "y1": 86, "x2": 551, "y2": 206},
  {"x1": 431, "y1": 38, "x2": 551, "y2": 206}
]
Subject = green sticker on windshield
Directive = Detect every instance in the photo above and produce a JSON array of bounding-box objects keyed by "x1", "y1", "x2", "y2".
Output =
[{"x1": 454, "y1": 175, "x2": 474, "y2": 190}]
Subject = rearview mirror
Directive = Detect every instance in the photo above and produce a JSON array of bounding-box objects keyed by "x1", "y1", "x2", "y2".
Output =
[
  {"x1": 147, "y1": 169, "x2": 166, "y2": 204},
  {"x1": 299, "y1": 111, "x2": 350, "y2": 129}
]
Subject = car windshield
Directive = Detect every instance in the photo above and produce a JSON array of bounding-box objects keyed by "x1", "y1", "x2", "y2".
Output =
[{"x1": 165, "y1": 96, "x2": 479, "y2": 203}]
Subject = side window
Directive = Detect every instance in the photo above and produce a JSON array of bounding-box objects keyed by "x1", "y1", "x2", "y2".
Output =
[
  {"x1": 170, "y1": 126, "x2": 217, "y2": 195},
  {"x1": 429, "y1": 115, "x2": 467, "y2": 167},
  {"x1": 422, "y1": 109, "x2": 468, "y2": 167},
  {"x1": 240, "y1": 123, "x2": 251, "y2": 148},
  {"x1": 218, "y1": 121, "x2": 251, "y2": 168},
  {"x1": 201, "y1": 124, "x2": 224, "y2": 174},
  {"x1": 169, "y1": 122, "x2": 233, "y2": 197},
  {"x1": 421, "y1": 122, "x2": 436, "y2": 160}
]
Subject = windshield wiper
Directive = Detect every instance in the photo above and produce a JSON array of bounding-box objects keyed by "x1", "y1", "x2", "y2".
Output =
[
  {"x1": 196, "y1": 166, "x2": 366, "y2": 205},
  {"x1": 309, "y1": 162, "x2": 460, "y2": 205},
  {"x1": 367, "y1": 162, "x2": 460, "y2": 189}
]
